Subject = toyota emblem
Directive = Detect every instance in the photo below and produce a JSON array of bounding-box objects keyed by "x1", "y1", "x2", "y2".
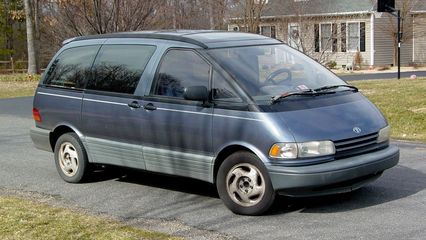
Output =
[{"x1": 353, "y1": 127, "x2": 362, "y2": 134}]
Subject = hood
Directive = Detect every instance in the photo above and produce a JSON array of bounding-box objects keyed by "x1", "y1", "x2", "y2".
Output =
[{"x1": 266, "y1": 93, "x2": 387, "y2": 142}]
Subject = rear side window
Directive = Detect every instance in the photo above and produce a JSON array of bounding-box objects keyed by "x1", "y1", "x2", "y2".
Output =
[
  {"x1": 44, "y1": 45, "x2": 99, "y2": 88},
  {"x1": 151, "y1": 50, "x2": 210, "y2": 99},
  {"x1": 87, "y1": 45, "x2": 156, "y2": 94}
]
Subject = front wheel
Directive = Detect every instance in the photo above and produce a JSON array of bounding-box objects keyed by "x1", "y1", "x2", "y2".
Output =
[
  {"x1": 217, "y1": 151, "x2": 275, "y2": 215},
  {"x1": 54, "y1": 133, "x2": 90, "y2": 183}
]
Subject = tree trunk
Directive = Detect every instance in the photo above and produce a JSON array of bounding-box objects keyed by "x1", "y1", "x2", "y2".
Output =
[
  {"x1": 172, "y1": 0, "x2": 177, "y2": 29},
  {"x1": 34, "y1": 0, "x2": 40, "y2": 71},
  {"x1": 208, "y1": 0, "x2": 214, "y2": 30},
  {"x1": 24, "y1": 0, "x2": 38, "y2": 74}
]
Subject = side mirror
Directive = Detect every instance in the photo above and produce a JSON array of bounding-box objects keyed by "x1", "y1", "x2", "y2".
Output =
[{"x1": 183, "y1": 86, "x2": 209, "y2": 101}]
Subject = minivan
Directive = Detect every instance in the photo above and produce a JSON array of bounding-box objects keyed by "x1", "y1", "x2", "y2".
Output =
[{"x1": 31, "y1": 30, "x2": 399, "y2": 215}]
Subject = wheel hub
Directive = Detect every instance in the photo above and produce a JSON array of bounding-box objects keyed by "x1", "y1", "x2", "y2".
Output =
[{"x1": 238, "y1": 177, "x2": 254, "y2": 194}]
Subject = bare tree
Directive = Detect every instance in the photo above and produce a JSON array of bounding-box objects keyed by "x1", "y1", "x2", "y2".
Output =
[
  {"x1": 41, "y1": 0, "x2": 166, "y2": 46},
  {"x1": 231, "y1": 0, "x2": 270, "y2": 33},
  {"x1": 207, "y1": 0, "x2": 228, "y2": 29},
  {"x1": 273, "y1": 2, "x2": 343, "y2": 65}
]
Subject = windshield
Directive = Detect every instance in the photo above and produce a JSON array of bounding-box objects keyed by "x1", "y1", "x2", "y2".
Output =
[{"x1": 208, "y1": 44, "x2": 347, "y2": 101}]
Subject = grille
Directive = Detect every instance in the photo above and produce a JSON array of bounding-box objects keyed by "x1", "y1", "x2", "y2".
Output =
[{"x1": 334, "y1": 132, "x2": 388, "y2": 159}]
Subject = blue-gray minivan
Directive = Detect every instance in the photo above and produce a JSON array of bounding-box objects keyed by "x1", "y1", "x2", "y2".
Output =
[{"x1": 30, "y1": 30, "x2": 399, "y2": 215}]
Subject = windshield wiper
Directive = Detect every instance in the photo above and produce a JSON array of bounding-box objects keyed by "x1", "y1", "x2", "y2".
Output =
[
  {"x1": 271, "y1": 90, "x2": 327, "y2": 104},
  {"x1": 314, "y1": 85, "x2": 358, "y2": 92},
  {"x1": 271, "y1": 85, "x2": 357, "y2": 104}
]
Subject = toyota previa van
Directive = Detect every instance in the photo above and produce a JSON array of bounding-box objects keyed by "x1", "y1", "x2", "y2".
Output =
[{"x1": 30, "y1": 30, "x2": 399, "y2": 215}]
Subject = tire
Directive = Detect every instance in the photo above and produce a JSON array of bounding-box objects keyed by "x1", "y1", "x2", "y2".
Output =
[
  {"x1": 217, "y1": 151, "x2": 276, "y2": 215},
  {"x1": 54, "y1": 133, "x2": 90, "y2": 183}
]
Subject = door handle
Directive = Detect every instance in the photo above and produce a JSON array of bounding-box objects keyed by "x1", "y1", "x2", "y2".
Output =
[
  {"x1": 128, "y1": 101, "x2": 141, "y2": 109},
  {"x1": 143, "y1": 103, "x2": 157, "y2": 111}
]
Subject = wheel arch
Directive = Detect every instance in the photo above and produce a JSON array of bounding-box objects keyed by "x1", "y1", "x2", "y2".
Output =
[
  {"x1": 213, "y1": 142, "x2": 269, "y2": 184},
  {"x1": 49, "y1": 123, "x2": 84, "y2": 151}
]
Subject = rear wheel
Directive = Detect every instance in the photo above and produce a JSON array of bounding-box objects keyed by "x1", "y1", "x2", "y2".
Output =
[
  {"x1": 54, "y1": 133, "x2": 90, "y2": 183},
  {"x1": 217, "y1": 151, "x2": 275, "y2": 215}
]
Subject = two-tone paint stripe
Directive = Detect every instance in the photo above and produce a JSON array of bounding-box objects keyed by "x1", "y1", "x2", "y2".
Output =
[{"x1": 37, "y1": 92, "x2": 264, "y2": 122}]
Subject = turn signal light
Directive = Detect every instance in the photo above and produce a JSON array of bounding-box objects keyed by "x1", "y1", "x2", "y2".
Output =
[{"x1": 32, "y1": 108, "x2": 42, "y2": 122}]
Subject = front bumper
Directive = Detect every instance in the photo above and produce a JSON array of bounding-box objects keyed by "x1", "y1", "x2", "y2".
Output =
[
  {"x1": 30, "y1": 127, "x2": 52, "y2": 152},
  {"x1": 266, "y1": 145, "x2": 399, "y2": 197}
]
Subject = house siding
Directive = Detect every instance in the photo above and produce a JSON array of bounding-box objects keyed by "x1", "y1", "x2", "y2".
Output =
[
  {"x1": 373, "y1": 13, "x2": 395, "y2": 66},
  {"x1": 413, "y1": 14, "x2": 426, "y2": 63},
  {"x1": 373, "y1": 12, "x2": 413, "y2": 66}
]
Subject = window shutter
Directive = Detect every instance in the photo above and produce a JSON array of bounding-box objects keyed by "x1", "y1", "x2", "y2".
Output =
[
  {"x1": 332, "y1": 23, "x2": 338, "y2": 52},
  {"x1": 314, "y1": 24, "x2": 319, "y2": 52},
  {"x1": 360, "y1": 22, "x2": 366, "y2": 52},
  {"x1": 341, "y1": 23, "x2": 346, "y2": 52}
]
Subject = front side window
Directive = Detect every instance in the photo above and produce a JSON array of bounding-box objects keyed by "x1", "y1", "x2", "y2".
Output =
[
  {"x1": 151, "y1": 50, "x2": 210, "y2": 99},
  {"x1": 44, "y1": 45, "x2": 99, "y2": 88},
  {"x1": 87, "y1": 45, "x2": 156, "y2": 94},
  {"x1": 212, "y1": 70, "x2": 241, "y2": 102},
  {"x1": 208, "y1": 44, "x2": 346, "y2": 102}
]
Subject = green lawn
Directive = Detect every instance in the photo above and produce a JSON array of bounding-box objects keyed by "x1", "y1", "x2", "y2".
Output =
[
  {"x1": 0, "y1": 196, "x2": 178, "y2": 240},
  {"x1": 350, "y1": 78, "x2": 426, "y2": 143}
]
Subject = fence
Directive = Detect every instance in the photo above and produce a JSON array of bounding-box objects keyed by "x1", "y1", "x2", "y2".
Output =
[{"x1": 0, "y1": 58, "x2": 27, "y2": 74}]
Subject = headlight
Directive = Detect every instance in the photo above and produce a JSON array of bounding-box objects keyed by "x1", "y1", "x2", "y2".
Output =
[
  {"x1": 269, "y1": 141, "x2": 335, "y2": 159},
  {"x1": 297, "y1": 141, "x2": 335, "y2": 158},
  {"x1": 377, "y1": 125, "x2": 390, "y2": 143},
  {"x1": 269, "y1": 143, "x2": 298, "y2": 159}
]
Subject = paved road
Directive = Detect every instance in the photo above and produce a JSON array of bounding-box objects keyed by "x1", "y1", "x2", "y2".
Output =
[
  {"x1": 340, "y1": 71, "x2": 426, "y2": 81},
  {"x1": 1, "y1": 97, "x2": 426, "y2": 240}
]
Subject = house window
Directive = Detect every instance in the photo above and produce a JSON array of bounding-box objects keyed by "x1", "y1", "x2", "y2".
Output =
[
  {"x1": 346, "y1": 22, "x2": 366, "y2": 52},
  {"x1": 348, "y1": 22, "x2": 360, "y2": 51},
  {"x1": 320, "y1": 23, "x2": 332, "y2": 52},
  {"x1": 288, "y1": 23, "x2": 300, "y2": 49},
  {"x1": 260, "y1": 26, "x2": 276, "y2": 38}
]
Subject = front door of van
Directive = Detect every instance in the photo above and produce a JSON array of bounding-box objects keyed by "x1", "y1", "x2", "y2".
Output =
[
  {"x1": 81, "y1": 44, "x2": 156, "y2": 169},
  {"x1": 140, "y1": 49, "x2": 213, "y2": 182}
]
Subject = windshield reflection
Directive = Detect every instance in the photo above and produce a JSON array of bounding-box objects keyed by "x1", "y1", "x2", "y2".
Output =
[{"x1": 208, "y1": 44, "x2": 346, "y2": 101}]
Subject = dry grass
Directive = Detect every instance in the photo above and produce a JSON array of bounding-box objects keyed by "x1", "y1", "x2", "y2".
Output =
[
  {"x1": 350, "y1": 78, "x2": 426, "y2": 143},
  {"x1": 0, "y1": 74, "x2": 40, "y2": 99},
  {"x1": 0, "y1": 196, "x2": 178, "y2": 240}
]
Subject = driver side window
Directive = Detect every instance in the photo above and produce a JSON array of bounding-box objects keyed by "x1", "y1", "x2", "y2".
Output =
[
  {"x1": 212, "y1": 70, "x2": 242, "y2": 102},
  {"x1": 151, "y1": 50, "x2": 210, "y2": 99}
]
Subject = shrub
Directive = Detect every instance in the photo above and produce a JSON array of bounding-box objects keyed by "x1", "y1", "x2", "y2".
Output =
[
  {"x1": 326, "y1": 61, "x2": 337, "y2": 69},
  {"x1": 354, "y1": 51, "x2": 363, "y2": 70}
]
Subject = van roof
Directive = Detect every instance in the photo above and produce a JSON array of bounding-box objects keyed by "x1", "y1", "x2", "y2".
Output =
[{"x1": 65, "y1": 30, "x2": 280, "y2": 49}]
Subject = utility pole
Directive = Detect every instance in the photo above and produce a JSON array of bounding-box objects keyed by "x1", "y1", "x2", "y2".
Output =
[{"x1": 397, "y1": 9, "x2": 401, "y2": 79}]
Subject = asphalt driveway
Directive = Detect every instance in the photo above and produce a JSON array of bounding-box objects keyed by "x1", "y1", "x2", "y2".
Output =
[{"x1": 1, "y1": 97, "x2": 425, "y2": 240}]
